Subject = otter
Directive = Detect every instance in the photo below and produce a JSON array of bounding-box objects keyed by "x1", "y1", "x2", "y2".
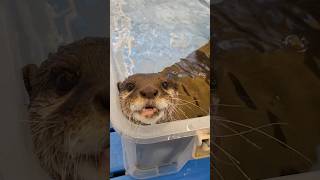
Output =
[
  {"x1": 118, "y1": 73, "x2": 179, "y2": 125},
  {"x1": 118, "y1": 42, "x2": 210, "y2": 125},
  {"x1": 22, "y1": 37, "x2": 108, "y2": 180}
]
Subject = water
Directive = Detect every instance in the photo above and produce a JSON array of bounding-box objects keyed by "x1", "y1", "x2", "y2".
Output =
[{"x1": 111, "y1": 0, "x2": 209, "y2": 77}]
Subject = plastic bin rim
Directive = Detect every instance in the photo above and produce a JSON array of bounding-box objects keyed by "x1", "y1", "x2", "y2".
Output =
[{"x1": 111, "y1": 115, "x2": 210, "y2": 144}]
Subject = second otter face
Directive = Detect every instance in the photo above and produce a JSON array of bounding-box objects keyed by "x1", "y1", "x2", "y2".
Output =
[
  {"x1": 118, "y1": 73, "x2": 178, "y2": 125},
  {"x1": 23, "y1": 38, "x2": 108, "y2": 179}
]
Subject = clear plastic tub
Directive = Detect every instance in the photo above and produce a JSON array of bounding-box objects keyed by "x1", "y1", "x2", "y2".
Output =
[
  {"x1": 110, "y1": 0, "x2": 210, "y2": 179},
  {"x1": 111, "y1": 61, "x2": 210, "y2": 179}
]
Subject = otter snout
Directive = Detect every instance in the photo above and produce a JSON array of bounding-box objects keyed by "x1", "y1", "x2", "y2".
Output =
[
  {"x1": 118, "y1": 73, "x2": 179, "y2": 125},
  {"x1": 139, "y1": 86, "x2": 159, "y2": 99}
]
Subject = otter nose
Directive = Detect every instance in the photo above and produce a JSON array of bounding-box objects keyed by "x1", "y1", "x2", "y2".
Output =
[{"x1": 140, "y1": 87, "x2": 158, "y2": 99}]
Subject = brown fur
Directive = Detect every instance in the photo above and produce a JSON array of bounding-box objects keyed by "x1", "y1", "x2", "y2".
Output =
[
  {"x1": 118, "y1": 42, "x2": 210, "y2": 125},
  {"x1": 22, "y1": 37, "x2": 109, "y2": 180},
  {"x1": 118, "y1": 73, "x2": 179, "y2": 125}
]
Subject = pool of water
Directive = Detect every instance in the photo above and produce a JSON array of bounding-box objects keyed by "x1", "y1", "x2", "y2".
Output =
[{"x1": 110, "y1": 0, "x2": 210, "y2": 77}]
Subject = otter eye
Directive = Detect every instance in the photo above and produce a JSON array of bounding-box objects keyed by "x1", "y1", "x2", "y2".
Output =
[
  {"x1": 55, "y1": 71, "x2": 78, "y2": 95},
  {"x1": 125, "y1": 82, "x2": 135, "y2": 91},
  {"x1": 161, "y1": 81, "x2": 169, "y2": 89}
]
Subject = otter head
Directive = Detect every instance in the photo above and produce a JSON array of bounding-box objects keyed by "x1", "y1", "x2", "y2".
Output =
[
  {"x1": 22, "y1": 38, "x2": 108, "y2": 179},
  {"x1": 118, "y1": 73, "x2": 178, "y2": 125}
]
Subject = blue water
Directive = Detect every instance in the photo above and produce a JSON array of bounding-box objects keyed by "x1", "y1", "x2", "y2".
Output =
[{"x1": 111, "y1": 0, "x2": 210, "y2": 76}]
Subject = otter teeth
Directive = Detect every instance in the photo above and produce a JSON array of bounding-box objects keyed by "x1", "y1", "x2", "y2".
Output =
[{"x1": 140, "y1": 106, "x2": 158, "y2": 118}]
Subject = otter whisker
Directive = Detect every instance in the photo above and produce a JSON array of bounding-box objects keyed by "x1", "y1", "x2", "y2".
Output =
[
  {"x1": 171, "y1": 105, "x2": 190, "y2": 120},
  {"x1": 173, "y1": 105, "x2": 191, "y2": 120},
  {"x1": 176, "y1": 102, "x2": 198, "y2": 113},
  {"x1": 166, "y1": 106, "x2": 176, "y2": 122},
  {"x1": 216, "y1": 104, "x2": 245, "y2": 108},
  {"x1": 212, "y1": 164, "x2": 225, "y2": 180},
  {"x1": 168, "y1": 107, "x2": 184, "y2": 120},
  {"x1": 216, "y1": 122, "x2": 287, "y2": 138},
  {"x1": 213, "y1": 142, "x2": 251, "y2": 180},
  {"x1": 212, "y1": 116, "x2": 312, "y2": 165},
  {"x1": 212, "y1": 141, "x2": 240, "y2": 165},
  {"x1": 175, "y1": 97, "x2": 202, "y2": 103},
  {"x1": 167, "y1": 103, "x2": 180, "y2": 122},
  {"x1": 211, "y1": 152, "x2": 235, "y2": 166},
  {"x1": 171, "y1": 98, "x2": 208, "y2": 114},
  {"x1": 217, "y1": 122, "x2": 262, "y2": 150}
]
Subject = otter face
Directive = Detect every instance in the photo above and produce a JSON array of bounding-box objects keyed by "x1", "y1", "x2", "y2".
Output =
[
  {"x1": 118, "y1": 73, "x2": 178, "y2": 125},
  {"x1": 22, "y1": 38, "x2": 108, "y2": 179}
]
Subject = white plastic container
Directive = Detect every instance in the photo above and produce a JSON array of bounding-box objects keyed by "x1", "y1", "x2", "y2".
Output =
[
  {"x1": 110, "y1": 0, "x2": 210, "y2": 178},
  {"x1": 110, "y1": 59, "x2": 210, "y2": 179},
  {"x1": 110, "y1": 0, "x2": 210, "y2": 179}
]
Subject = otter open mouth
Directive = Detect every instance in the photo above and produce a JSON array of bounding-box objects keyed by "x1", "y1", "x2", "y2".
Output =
[{"x1": 139, "y1": 105, "x2": 159, "y2": 118}]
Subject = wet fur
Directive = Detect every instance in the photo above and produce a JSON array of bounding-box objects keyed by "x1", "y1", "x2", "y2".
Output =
[
  {"x1": 211, "y1": 0, "x2": 320, "y2": 178},
  {"x1": 118, "y1": 43, "x2": 210, "y2": 125},
  {"x1": 118, "y1": 73, "x2": 179, "y2": 125}
]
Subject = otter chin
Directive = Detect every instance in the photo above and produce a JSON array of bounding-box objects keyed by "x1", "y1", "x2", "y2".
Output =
[{"x1": 118, "y1": 73, "x2": 178, "y2": 125}]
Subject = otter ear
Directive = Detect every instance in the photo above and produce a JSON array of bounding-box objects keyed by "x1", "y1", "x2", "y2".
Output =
[{"x1": 22, "y1": 64, "x2": 38, "y2": 97}]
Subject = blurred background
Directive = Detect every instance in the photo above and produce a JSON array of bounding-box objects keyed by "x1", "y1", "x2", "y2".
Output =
[
  {"x1": 212, "y1": 0, "x2": 320, "y2": 179},
  {"x1": 0, "y1": 1, "x2": 107, "y2": 179}
]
